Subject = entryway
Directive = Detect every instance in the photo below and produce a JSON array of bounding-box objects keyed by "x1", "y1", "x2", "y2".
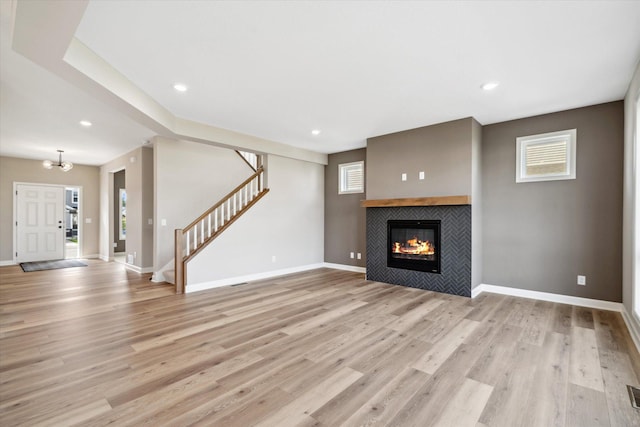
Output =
[{"x1": 15, "y1": 183, "x2": 65, "y2": 262}]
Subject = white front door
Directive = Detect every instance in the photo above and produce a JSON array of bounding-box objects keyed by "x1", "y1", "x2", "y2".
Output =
[{"x1": 16, "y1": 184, "x2": 65, "y2": 262}]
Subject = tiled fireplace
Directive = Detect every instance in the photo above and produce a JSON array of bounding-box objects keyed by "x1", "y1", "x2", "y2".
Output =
[{"x1": 366, "y1": 204, "x2": 471, "y2": 297}]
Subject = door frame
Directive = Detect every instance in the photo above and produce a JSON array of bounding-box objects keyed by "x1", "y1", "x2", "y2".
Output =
[{"x1": 13, "y1": 182, "x2": 84, "y2": 263}]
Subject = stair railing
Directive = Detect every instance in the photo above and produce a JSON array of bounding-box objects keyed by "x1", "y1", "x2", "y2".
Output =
[
  {"x1": 236, "y1": 150, "x2": 260, "y2": 171},
  {"x1": 174, "y1": 166, "x2": 268, "y2": 293}
]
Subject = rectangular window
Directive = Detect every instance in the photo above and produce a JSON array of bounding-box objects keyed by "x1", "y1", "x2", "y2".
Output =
[
  {"x1": 516, "y1": 129, "x2": 576, "y2": 183},
  {"x1": 339, "y1": 161, "x2": 364, "y2": 194}
]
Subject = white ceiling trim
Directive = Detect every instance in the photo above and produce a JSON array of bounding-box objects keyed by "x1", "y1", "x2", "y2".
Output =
[{"x1": 11, "y1": 0, "x2": 328, "y2": 165}]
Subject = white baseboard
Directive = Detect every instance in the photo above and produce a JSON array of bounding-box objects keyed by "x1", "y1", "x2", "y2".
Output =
[
  {"x1": 151, "y1": 272, "x2": 166, "y2": 283},
  {"x1": 83, "y1": 254, "x2": 99, "y2": 259},
  {"x1": 621, "y1": 307, "x2": 640, "y2": 354},
  {"x1": 323, "y1": 263, "x2": 366, "y2": 273},
  {"x1": 474, "y1": 283, "x2": 624, "y2": 312},
  {"x1": 186, "y1": 263, "x2": 326, "y2": 293},
  {"x1": 123, "y1": 263, "x2": 154, "y2": 274},
  {"x1": 98, "y1": 254, "x2": 110, "y2": 262}
]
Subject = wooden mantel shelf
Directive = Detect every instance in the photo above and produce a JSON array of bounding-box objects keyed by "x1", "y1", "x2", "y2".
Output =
[{"x1": 361, "y1": 195, "x2": 471, "y2": 207}]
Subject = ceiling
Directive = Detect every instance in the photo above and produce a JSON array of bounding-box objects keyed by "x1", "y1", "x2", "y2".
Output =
[{"x1": 2, "y1": 1, "x2": 640, "y2": 166}]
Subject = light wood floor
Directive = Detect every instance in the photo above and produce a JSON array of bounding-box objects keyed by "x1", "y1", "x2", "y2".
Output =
[{"x1": 1, "y1": 261, "x2": 639, "y2": 426}]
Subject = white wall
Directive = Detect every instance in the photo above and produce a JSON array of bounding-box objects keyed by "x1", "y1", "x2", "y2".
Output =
[
  {"x1": 153, "y1": 137, "x2": 252, "y2": 270},
  {"x1": 623, "y1": 60, "x2": 640, "y2": 319},
  {"x1": 187, "y1": 154, "x2": 325, "y2": 288}
]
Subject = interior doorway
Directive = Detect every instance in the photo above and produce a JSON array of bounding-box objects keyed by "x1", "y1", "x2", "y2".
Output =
[{"x1": 113, "y1": 169, "x2": 126, "y2": 264}]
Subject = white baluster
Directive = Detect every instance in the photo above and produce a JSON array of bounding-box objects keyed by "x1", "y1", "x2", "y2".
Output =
[
  {"x1": 208, "y1": 214, "x2": 211, "y2": 237},
  {"x1": 200, "y1": 220, "x2": 204, "y2": 245},
  {"x1": 186, "y1": 232, "x2": 190, "y2": 257},
  {"x1": 215, "y1": 208, "x2": 218, "y2": 230}
]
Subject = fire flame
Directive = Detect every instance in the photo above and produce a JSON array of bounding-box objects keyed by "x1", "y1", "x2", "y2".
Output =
[{"x1": 392, "y1": 237, "x2": 435, "y2": 255}]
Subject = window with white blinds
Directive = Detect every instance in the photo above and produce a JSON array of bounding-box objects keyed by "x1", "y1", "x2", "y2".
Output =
[
  {"x1": 516, "y1": 129, "x2": 576, "y2": 183},
  {"x1": 339, "y1": 161, "x2": 364, "y2": 194}
]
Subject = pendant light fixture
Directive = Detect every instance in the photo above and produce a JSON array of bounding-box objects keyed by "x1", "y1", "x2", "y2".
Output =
[{"x1": 43, "y1": 150, "x2": 73, "y2": 172}]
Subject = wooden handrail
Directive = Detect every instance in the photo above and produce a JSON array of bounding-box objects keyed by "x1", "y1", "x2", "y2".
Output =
[
  {"x1": 183, "y1": 167, "x2": 263, "y2": 232},
  {"x1": 174, "y1": 166, "x2": 268, "y2": 293},
  {"x1": 182, "y1": 188, "x2": 269, "y2": 264}
]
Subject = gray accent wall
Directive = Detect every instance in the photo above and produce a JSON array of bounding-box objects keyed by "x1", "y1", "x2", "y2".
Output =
[
  {"x1": 324, "y1": 149, "x2": 366, "y2": 267},
  {"x1": 482, "y1": 101, "x2": 624, "y2": 302},
  {"x1": 365, "y1": 117, "x2": 482, "y2": 289},
  {"x1": 366, "y1": 118, "x2": 475, "y2": 199}
]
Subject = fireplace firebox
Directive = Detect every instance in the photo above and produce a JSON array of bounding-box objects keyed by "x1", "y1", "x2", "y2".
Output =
[{"x1": 387, "y1": 220, "x2": 441, "y2": 273}]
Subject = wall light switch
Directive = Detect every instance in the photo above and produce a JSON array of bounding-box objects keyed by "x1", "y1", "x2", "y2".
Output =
[
  {"x1": 401, "y1": 173, "x2": 407, "y2": 181},
  {"x1": 350, "y1": 252, "x2": 355, "y2": 259},
  {"x1": 419, "y1": 171, "x2": 425, "y2": 180},
  {"x1": 161, "y1": 219, "x2": 167, "y2": 226},
  {"x1": 577, "y1": 275, "x2": 586, "y2": 286},
  {"x1": 148, "y1": 218, "x2": 153, "y2": 225},
  {"x1": 357, "y1": 253, "x2": 362, "y2": 259},
  {"x1": 85, "y1": 218, "x2": 92, "y2": 224}
]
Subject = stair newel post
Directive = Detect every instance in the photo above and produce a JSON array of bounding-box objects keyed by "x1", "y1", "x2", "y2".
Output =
[{"x1": 175, "y1": 229, "x2": 185, "y2": 294}]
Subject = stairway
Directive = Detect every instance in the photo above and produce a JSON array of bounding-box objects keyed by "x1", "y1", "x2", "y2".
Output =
[{"x1": 169, "y1": 165, "x2": 268, "y2": 292}]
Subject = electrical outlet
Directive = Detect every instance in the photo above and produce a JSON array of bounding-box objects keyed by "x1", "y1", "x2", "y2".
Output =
[
  {"x1": 350, "y1": 252, "x2": 355, "y2": 259},
  {"x1": 577, "y1": 275, "x2": 586, "y2": 286},
  {"x1": 401, "y1": 173, "x2": 407, "y2": 181},
  {"x1": 357, "y1": 253, "x2": 362, "y2": 259},
  {"x1": 419, "y1": 171, "x2": 425, "y2": 180},
  {"x1": 148, "y1": 218, "x2": 153, "y2": 225}
]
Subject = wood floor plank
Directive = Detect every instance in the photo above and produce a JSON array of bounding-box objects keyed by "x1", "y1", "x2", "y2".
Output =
[
  {"x1": 523, "y1": 331, "x2": 571, "y2": 427},
  {"x1": 412, "y1": 318, "x2": 480, "y2": 374},
  {"x1": 254, "y1": 366, "x2": 363, "y2": 427},
  {"x1": 566, "y1": 383, "x2": 611, "y2": 427},
  {"x1": 570, "y1": 326, "x2": 605, "y2": 392},
  {"x1": 598, "y1": 349, "x2": 640, "y2": 427},
  {"x1": 431, "y1": 377, "x2": 493, "y2": 427},
  {"x1": 477, "y1": 341, "x2": 542, "y2": 426},
  {"x1": 339, "y1": 367, "x2": 430, "y2": 427},
  {"x1": 1, "y1": 261, "x2": 638, "y2": 426}
]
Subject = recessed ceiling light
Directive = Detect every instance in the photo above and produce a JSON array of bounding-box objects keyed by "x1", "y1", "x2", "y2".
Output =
[
  {"x1": 481, "y1": 81, "x2": 500, "y2": 91},
  {"x1": 173, "y1": 83, "x2": 188, "y2": 92},
  {"x1": 79, "y1": 120, "x2": 92, "y2": 127},
  {"x1": 311, "y1": 129, "x2": 321, "y2": 136}
]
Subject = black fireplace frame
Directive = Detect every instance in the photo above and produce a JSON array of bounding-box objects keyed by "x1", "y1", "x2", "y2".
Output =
[{"x1": 387, "y1": 220, "x2": 441, "y2": 274}]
